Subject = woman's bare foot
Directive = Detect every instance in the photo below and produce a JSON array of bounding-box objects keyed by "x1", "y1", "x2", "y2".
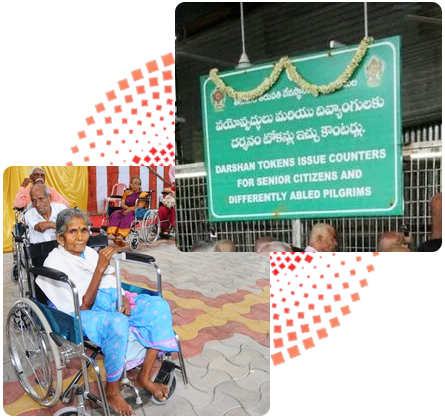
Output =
[
  {"x1": 106, "y1": 384, "x2": 135, "y2": 416},
  {"x1": 135, "y1": 375, "x2": 169, "y2": 401},
  {"x1": 114, "y1": 234, "x2": 127, "y2": 247}
]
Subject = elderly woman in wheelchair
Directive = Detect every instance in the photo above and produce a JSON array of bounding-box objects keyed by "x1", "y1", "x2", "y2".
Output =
[{"x1": 8, "y1": 208, "x2": 184, "y2": 416}]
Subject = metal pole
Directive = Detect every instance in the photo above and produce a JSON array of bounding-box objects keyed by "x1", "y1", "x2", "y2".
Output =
[
  {"x1": 240, "y1": 2, "x2": 246, "y2": 55},
  {"x1": 364, "y1": 2, "x2": 369, "y2": 38}
]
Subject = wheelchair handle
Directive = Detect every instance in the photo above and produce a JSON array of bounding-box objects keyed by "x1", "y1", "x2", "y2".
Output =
[
  {"x1": 112, "y1": 252, "x2": 162, "y2": 298},
  {"x1": 29, "y1": 266, "x2": 69, "y2": 283},
  {"x1": 122, "y1": 252, "x2": 155, "y2": 264}
]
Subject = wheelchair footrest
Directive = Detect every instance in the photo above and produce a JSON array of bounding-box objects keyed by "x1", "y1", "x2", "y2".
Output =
[
  {"x1": 154, "y1": 360, "x2": 176, "y2": 386},
  {"x1": 123, "y1": 388, "x2": 153, "y2": 409}
]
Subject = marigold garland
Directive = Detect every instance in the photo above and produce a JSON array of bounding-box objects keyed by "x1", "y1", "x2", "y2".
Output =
[{"x1": 209, "y1": 37, "x2": 373, "y2": 100}]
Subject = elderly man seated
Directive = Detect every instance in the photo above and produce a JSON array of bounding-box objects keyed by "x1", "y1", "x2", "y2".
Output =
[
  {"x1": 24, "y1": 184, "x2": 68, "y2": 243},
  {"x1": 14, "y1": 166, "x2": 69, "y2": 209},
  {"x1": 304, "y1": 223, "x2": 338, "y2": 252}
]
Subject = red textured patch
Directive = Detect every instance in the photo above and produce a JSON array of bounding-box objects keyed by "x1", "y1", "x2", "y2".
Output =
[
  {"x1": 67, "y1": 54, "x2": 175, "y2": 165},
  {"x1": 270, "y1": 253, "x2": 375, "y2": 364}
]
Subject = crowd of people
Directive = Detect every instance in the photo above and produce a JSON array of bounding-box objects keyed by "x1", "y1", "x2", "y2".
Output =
[
  {"x1": 13, "y1": 167, "x2": 176, "y2": 246},
  {"x1": 190, "y1": 204, "x2": 442, "y2": 253}
]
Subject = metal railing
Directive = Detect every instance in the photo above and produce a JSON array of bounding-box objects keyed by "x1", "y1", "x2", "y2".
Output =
[{"x1": 176, "y1": 123, "x2": 442, "y2": 252}]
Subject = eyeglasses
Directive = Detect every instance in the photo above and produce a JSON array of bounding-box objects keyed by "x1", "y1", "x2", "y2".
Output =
[{"x1": 131, "y1": 182, "x2": 141, "y2": 185}]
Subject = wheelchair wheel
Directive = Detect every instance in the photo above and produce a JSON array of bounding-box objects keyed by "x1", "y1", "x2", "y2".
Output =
[
  {"x1": 11, "y1": 243, "x2": 30, "y2": 297},
  {"x1": 142, "y1": 210, "x2": 160, "y2": 245},
  {"x1": 10, "y1": 263, "x2": 19, "y2": 283},
  {"x1": 7, "y1": 298, "x2": 63, "y2": 407},
  {"x1": 151, "y1": 371, "x2": 177, "y2": 405},
  {"x1": 54, "y1": 406, "x2": 86, "y2": 416},
  {"x1": 130, "y1": 235, "x2": 139, "y2": 251}
]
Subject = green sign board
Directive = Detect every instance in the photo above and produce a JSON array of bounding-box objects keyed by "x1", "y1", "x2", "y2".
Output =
[{"x1": 201, "y1": 36, "x2": 402, "y2": 221}]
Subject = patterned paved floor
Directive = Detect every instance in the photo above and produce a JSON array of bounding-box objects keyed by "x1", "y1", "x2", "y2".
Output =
[{"x1": 3, "y1": 240, "x2": 270, "y2": 415}]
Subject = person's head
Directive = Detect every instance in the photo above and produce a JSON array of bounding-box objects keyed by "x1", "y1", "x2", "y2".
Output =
[
  {"x1": 169, "y1": 166, "x2": 175, "y2": 184},
  {"x1": 56, "y1": 208, "x2": 90, "y2": 256},
  {"x1": 214, "y1": 239, "x2": 236, "y2": 252},
  {"x1": 308, "y1": 223, "x2": 338, "y2": 252},
  {"x1": 129, "y1": 176, "x2": 142, "y2": 193},
  {"x1": 377, "y1": 231, "x2": 405, "y2": 252},
  {"x1": 255, "y1": 236, "x2": 277, "y2": 252},
  {"x1": 386, "y1": 244, "x2": 411, "y2": 252},
  {"x1": 259, "y1": 241, "x2": 293, "y2": 252},
  {"x1": 29, "y1": 167, "x2": 46, "y2": 185},
  {"x1": 190, "y1": 240, "x2": 216, "y2": 252},
  {"x1": 30, "y1": 184, "x2": 52, "y2": 216}
]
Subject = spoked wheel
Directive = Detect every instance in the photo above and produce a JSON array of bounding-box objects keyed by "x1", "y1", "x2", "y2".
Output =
[
  {"x1": 54, "y1": 406, "x2": 89, "y2": 416},
  {"x1": 11, "y1": 243, "x2": 30, "y2": 297},
  {"x1": 7, "y1": 298, "x2": 63, "y2": 407},
  {"x1": 151, "y1": 371, "x2": 177, "y2": 405},
  {"x1": 142, "y1": 211, "x2": 160, "y2": 245}
]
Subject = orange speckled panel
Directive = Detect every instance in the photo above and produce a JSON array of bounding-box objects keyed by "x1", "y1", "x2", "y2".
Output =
[
  {"x1": 66, "y1": 53, "x2": 175, "y2": 166},
  {"x1": 271, "y1": 252, "x2": 380, "y2": 364}
]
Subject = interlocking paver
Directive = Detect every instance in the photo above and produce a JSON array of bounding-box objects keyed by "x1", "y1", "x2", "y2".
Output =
[
  {"x1": 227, "y1": 347, "x2": 265, "y2": 368},
  {"x1": 214, "y1": 380, "x2": 261, "y2": 407},
  {"x1": 188, "y1": 369, "x2": 232, "y2": 393},
  {"x1": 173, "y1": 385, "x2": 214, "y2": 409},
  {"x1": 186, "y1": 348, "x2": 224, "y2": 368},
  {"x1": 234, "y1": 370, "x2": 270, "y2": 392},
  {"x1": 203, "y1": 339, "x2": 241, "y2": 358},
  {"x1": 224, "y1": 406, "x2": 250, "y2": 416},
  {"x1": 241, "y1": 340, "x2": 271, "y2": 356},
  {"x1": 219, "y1": 333, "x2": 253, "y2": 348},
  {"x1": 208, "y1": 357, "x2": 249, "y2": 380},
  {"x1": 3, "y1": 241, "x2": 269, "y2": 416},
  {"x1": 194, "y1": 392, "x2": 242, "y2": 416},
  {"x1": 248, "y1": 357, "x2": 270, "y2": 373}
]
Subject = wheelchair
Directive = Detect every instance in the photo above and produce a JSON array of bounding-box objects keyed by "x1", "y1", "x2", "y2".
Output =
[
  {"x1": 6, "y1": 234, "x2": 188, "y2": 416},
  {"x1": 102, "y1": 186, "x2": 161, "y2": 251},
  {"x1": 10, "y1": 207, "x2": 31, "y2": 298}
]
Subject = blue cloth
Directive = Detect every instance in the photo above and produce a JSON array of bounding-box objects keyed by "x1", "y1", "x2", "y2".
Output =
[
  {"x1": 79, "y1": 288, "x2": 178, "y2": 382},
  {"x1": 135, "y1": 208, "x2": 150, "y2": 220}
]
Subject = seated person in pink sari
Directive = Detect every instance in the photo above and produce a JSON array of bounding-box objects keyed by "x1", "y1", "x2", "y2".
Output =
[
  {"x1": 14, "y1": 167, "x2": 70, "y2": 209},
  {"x1": 106, "y1": 177, "x2": 148, "y2": 245},
  {"x1": 158, "y1": 167, "x2": 175, "y2": 239}
]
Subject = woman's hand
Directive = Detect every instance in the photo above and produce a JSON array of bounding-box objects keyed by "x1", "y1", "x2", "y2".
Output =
[
  {"x1": 97, "y1": 247, "x2": 116, "y2": 273},
  {"x1": 120, "y1": 295, "x2": 131, "y2": 316},
  {"x1": 123, "y1": 207, "x2": 134, "y2": 216}
]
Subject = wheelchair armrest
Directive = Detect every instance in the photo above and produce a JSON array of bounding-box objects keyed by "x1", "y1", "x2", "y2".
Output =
[
  {"x1": 89, "y1": 227, "x2": 106, "y2": 234},
  {"x1": 109, "y1": 195, "x2": 123, "y2": 199},
  {"x1": 29, "y1": 266, "x2": 69, "y2": 283},
  {"x1": 13, "y1": 207, "x2": 26, "y2": 212},
  {"x1": 121, "y1": 252, "x2": 156, "y2": 264}
]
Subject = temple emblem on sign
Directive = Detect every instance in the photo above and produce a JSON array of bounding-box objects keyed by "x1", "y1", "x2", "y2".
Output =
[
  {"x1": 211, "y1": 89, "x2": 226, "y2": 111},
  {"x1": 365, "y1": 56, "x2": 385, "y2": 87}
]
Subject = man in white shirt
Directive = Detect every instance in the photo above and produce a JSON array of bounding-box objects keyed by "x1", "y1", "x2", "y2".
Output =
[
  {"x1": 304, "y1": 223, "x2": 338, "y2": 252},
  {"x1": 24, "y1": 184, "x2": 68, "y2": 243}
]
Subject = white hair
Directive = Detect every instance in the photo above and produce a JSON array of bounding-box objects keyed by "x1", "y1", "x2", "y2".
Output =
[
  {"x1": 259, "y1": 241, "x2": 292, "y2": 252},
  {"x1": 30, "y1": 166, "x2": 45, "y2": 176},
  {"x1": 30, "y1": 183, "x2": 51, "y2": 197}
]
